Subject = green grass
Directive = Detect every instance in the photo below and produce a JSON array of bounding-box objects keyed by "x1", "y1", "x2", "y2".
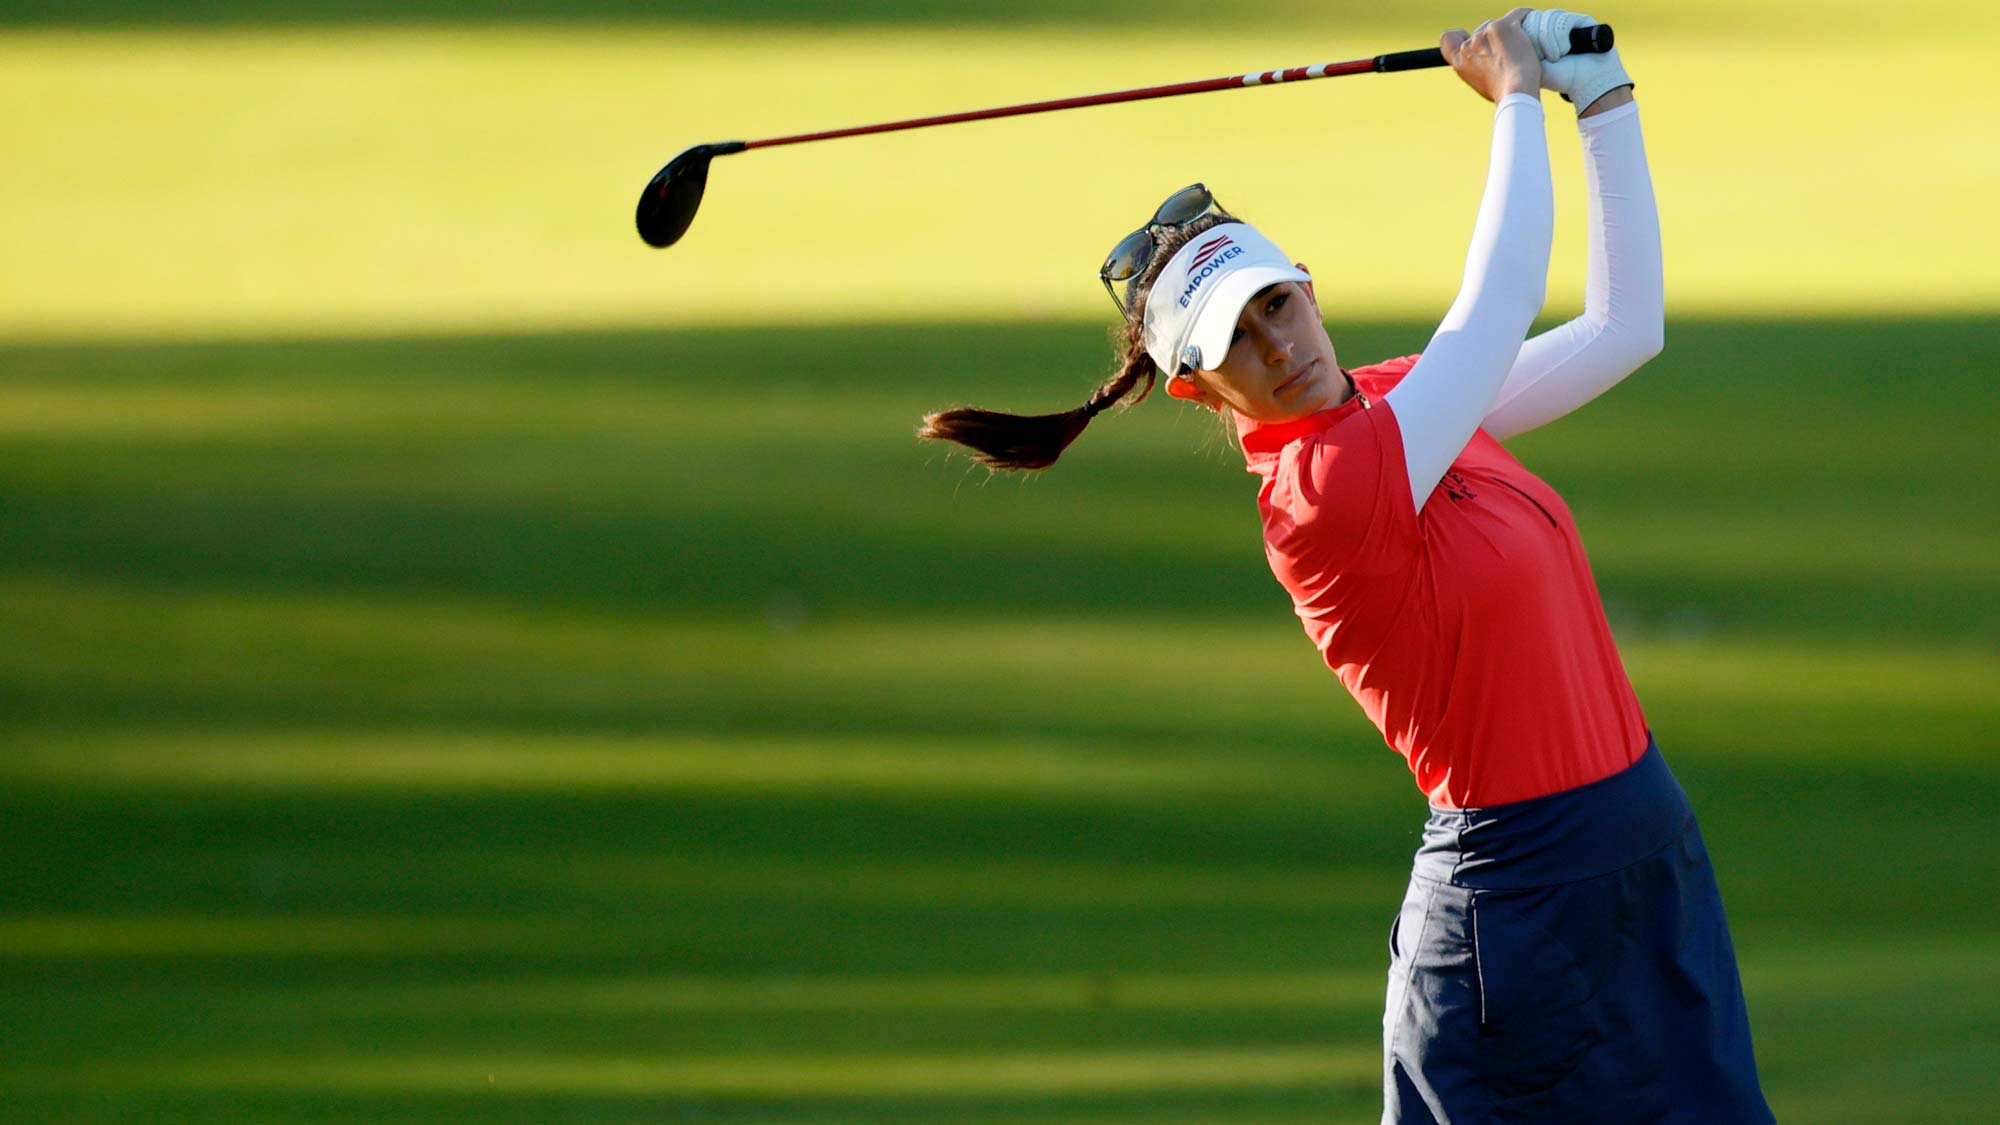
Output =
[
  {"x1": 2, "y1": 0, "x2": 1980, "y2": 29},
  {"x1": 1, "y1": 315, "x2": 1996, "y2": 1122},
  {"x1": 3, "y1": 5, "x2": 1999, "y2": 341},
  {"x1": 3, "y1": 4, "x2": 1996, "y2": 1118}
]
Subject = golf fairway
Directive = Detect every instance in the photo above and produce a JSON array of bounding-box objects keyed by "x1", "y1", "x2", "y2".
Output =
[
  {"x1": 3, "y1": 1, "x2": 1998, "y2": 1121},
  {"x1": 3, "y1": 313, "x2": 1996, "y2": 1122},
  {"x1": 3, "y1": 7, "x2": 1998, "y2": 339}
]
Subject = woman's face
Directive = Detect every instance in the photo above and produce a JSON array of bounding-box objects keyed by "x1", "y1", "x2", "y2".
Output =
[{"x1": 1176, "y1": 277, "x2": 1345, "y2": 423}]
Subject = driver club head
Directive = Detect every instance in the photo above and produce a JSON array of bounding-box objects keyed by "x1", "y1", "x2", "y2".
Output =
[{"x1": 635, "y1": 141, "x2": 744, "y2": 248}]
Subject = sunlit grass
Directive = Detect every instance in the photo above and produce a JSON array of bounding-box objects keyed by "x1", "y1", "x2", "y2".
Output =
[
  {"x1": 2, "y1": 578, "x2": 1992, "y2": 772},
  {"x1": 52, "y1": 1044, "x2": 1379, "y2": 1097},
  {"x1": 12, "y1": 965, "x2": 1390, "y2": 1013},
  {"x1": 3, "y1": 6, "x2": 1998, "y2": 340},
  {"x1": 0, "y1": 727, "x2": 1319, "y2": 797},
  {"x1": 0, "y1": 914, "x2": 564, "y2": 958}
]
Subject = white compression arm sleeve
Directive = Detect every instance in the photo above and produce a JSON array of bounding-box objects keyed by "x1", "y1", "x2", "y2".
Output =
[
  {"x1": 1384, "y1": 92, "x2": 1553, "y2": 513},
  {"x1": 1482, "y1": 101, "x2": 1663, "y2": 441}
]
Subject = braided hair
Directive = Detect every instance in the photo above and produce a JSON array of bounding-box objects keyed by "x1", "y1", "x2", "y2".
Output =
[{"x1": 917, "y1": 208, "x2": 1239, "y2": 471}]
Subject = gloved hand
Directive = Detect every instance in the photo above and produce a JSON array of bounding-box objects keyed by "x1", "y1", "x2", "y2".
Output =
[{"x1": 1522, "y1": 9, "x2": 1633, "y2": 110}]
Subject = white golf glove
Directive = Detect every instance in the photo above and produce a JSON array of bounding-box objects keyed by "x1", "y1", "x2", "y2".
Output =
[{"x1": 1522, "y1": 9, "x2": 1633, "y2": 111}]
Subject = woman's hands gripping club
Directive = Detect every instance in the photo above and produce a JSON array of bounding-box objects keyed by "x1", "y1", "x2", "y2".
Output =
[
  {"x1": 1439, "y1": 9, "x2": 1544, "y2": 104},
  {"x1": 1524, "y1": 8, "x2": 1635, "y2": 112}
]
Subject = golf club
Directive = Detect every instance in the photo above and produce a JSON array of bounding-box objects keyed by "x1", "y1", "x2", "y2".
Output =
[{"x1": 636, "y1": 25, "x2": 1611, "y2": 248}]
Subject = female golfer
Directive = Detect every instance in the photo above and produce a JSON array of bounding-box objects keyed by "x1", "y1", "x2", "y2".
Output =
[{"x1": 921, "y1": 8, "x2": 1771, "y2": 1122}]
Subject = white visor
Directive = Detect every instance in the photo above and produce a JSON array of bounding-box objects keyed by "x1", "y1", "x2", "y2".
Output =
[{"x1": 1141, "y1": 222, "x2": 1309, "y2": 375}]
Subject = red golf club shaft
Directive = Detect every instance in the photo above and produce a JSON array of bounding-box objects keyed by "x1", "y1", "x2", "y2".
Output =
[
  {"x1": 743, "y1": 59, "x2": 1379, "y2": 151},
  {"x1": 737, "y1": 26, "x2": 1609, "y2": 153}
]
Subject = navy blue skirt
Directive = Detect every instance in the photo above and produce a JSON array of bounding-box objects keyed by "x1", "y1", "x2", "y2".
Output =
[{"x1": 1382, "y1": 738, "x2": 1774, "y2": 1123}]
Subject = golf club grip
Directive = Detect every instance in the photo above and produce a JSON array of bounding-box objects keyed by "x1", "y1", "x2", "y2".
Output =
[{"x1": 1375, "y1": 23, "x2": 1612, "y2": 73}]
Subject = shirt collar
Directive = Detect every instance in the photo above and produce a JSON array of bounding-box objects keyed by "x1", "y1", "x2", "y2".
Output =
[{"x1": 1235, "y1": 369, "x2": 1370, "y2": 459}]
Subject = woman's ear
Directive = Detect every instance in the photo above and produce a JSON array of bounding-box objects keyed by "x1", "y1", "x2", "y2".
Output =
[
  {"x1": 1295, "y1": 262, "x2": 1317, "y2": 309},
  {"x1": 1165, "y1": 373, "x2": 1219, "y2": 410}
]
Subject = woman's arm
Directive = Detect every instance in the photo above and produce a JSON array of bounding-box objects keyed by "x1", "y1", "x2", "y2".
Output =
[
  {"x1": 1382, "y1": 12, "x2": 1553, "y2": 514},
  {"x1": 1482, "y1": 92, "x2": 1663, "y2": 441}
]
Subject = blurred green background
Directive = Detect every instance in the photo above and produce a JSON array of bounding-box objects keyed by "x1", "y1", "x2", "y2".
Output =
[{"x1": 3, "y1": 2, "x2": 1996, "y2": 1122}]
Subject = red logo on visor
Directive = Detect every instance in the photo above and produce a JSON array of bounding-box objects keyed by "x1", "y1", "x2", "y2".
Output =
[{"x1": 1189, "y1": 235, "x2": 1235, "y2": 269}]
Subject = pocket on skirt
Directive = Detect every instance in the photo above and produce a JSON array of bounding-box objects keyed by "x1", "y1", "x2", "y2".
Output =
[
  {"x1": 1469, "y1": 879, "x2": 1619, "y2": 1092},
  {"x1": 1387, "y1": 875, "x2": 1436, "y2": 966}
]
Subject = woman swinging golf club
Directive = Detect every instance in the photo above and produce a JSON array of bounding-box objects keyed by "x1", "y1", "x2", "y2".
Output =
[{"x1": 922, "y1": 9, "x2": 1772, "y2": 1121}]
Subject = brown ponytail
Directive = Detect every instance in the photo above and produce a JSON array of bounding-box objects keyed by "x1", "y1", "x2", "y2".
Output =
[
  {"x1": 916, "y1": 331, "x2": 1157, "y2": 471},
  {"x1": 916, "y1": 207, "x2": 1239, "y2": 471}
]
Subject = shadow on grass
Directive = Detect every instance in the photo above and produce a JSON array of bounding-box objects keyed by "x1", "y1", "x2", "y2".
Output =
[
  {"x1": 2, "y1": 315, "x2": 1994, "y2": 642},
  {"x1": 1, "y1": 314, "x2": 1995, "y2": 1124}
]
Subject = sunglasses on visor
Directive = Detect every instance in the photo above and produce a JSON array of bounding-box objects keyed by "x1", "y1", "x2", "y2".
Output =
[{"x1": 1097, "y1": 183, "x2": 1223, "y2": 315}]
